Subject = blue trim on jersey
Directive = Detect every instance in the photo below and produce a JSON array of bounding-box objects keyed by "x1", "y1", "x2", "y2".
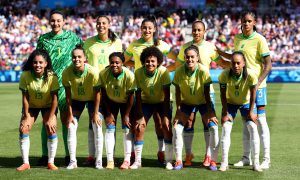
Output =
[
  {"x1": 48, "y1": 135, "x2": 57, "y2": 139},
  {"x1": 20, "y1": 134, "x2": 29, "y2": 138},
  {"x1": 256, "y1": 87, "x2": 267, "y2": 106},
  {"x1": 134, "y1": 141, "x2": 144, "y2": 145}
]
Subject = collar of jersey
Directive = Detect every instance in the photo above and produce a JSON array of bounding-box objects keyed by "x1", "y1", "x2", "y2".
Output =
[
  {"x1": 192, "y1": 39, "x2": 204, "y2": 46},
  {"x1": 185, "y1": 64, "x2": 198, "y2": 77},
  {"x1": 96, "y1": 36, "x2": 111, "y2": 44},
  {"x1": 140, "y1": 37, "x2": 154, "y2": 44},
  {"x1": 31, "y1": 71, "x2": 44, "y2": 81},
  {"x1": 50, "y1": 30, "x2": 66, "y2": 39},
  {"x1": 241, "y1": 31, "x2": 256, "y2": 39},
  {"x1": 110, "y1": 67, "x2": 124, "y2": 80},
  {"x1": 143, "y1": 66, "x2": 158, "y2": 78},
  {"x1": 73, "y1": 64, "x2": 88, "y2": 78},
  {"x1": 232, "y1": 70, "x2": 243, "y2": 81}
]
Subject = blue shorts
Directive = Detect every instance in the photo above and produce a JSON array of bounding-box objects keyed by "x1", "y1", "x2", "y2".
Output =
[
  {"x1": 180, "y1": 103, "x2": 216, "y2": 128},
  {"x1": 142, "y1": 102, "x2": 172, "y2": 120},
  {"x1": 72, "y1": 100, "x2": 102, "y2": 114},
  {"x1": 227, "y1": 103, "x2": 257, "y2": 121},
  {"x1": 256, "y1": 87, "x2": 267, "y2": 106}
]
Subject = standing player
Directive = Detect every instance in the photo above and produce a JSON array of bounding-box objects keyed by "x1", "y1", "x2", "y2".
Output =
[
  {"x1": 168, "y1": 20, "x2": 230, "y2": 167},
  {"x1": 217, "y1": 11, "x2": 272, "y2": 169},
  {"x1": 37, "y1": 10, "x2": 83, "y2": 165},
  {"x1": 99, "y1": 52, "x2": 135, "y2": 169},
  {"x1": 124, "y1": 15, "x2": 177, "y2": 164},
  {"x1": 218, "y1": 52, "x2": 262, "y2": 172},
  {"x1": 83, "y1": 15, "x2": 123, "y2": 165},
  {"x1": 172, "y1": 45, "x2": 219, "y2": 171},
  {"x1": 62, "y1": 45, "x2": 103, "y2": 170},
  {"x1": 17, "y1": 49, "x2": 59, "y2": 171},
  {"x1": 131, "y1": 46, "x2": 173, "y2": 170}
]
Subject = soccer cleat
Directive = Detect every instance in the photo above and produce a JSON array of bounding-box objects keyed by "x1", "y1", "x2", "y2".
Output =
[
  {"x1": 129, "y1": 161, "x2": 142, "y2": 169},
  {"x1": 184, "y1": 153, "x2": 194, "y2": 167},
  {"x1": 82, "y1": 156, "x2": 96, "y2": 166},
  {"x1": 36, "y1": 156, "x2": 48, "y2": 166},
  {"x1": 202, "y1": 154, "x2": 211, "y2": 167},
  {"x1": 165, "y1": 162, "x2": 173, "y2": 170},
  {"x1": 95, "y1": 160, "x2": 103, "y2": 169},
  {"x1": 219, "y1": 163, "x2": 229, "y2": 172},
  {"x1": 106, "y1": 161, "x2": 114, "y2": 170},
  {"x1": 253, "y1": 162, "x2": 263, "y2": 172},
  {"x1": 157, "y1": 151, "x2": 165, "y2": 165},
  {"x1": 66, "y1": 160, "x2": 77, "y2": 170},
  {"x1": 64, "y1": 156, "x2": 70, "y2": 166},
  {"x1": 173, "y1": 160, "x2": 183, "y2": 170},
  {"x1": 209, "y1": 161, "x2": 218, "y2": 171},
  {"x1": 120, "y1": 161, "x2": 130, "y2": 170},
  {"x1": 47, "y1": 163, "x2": 58, "y2": 170},
  {"x1": 260, "y1": 159, "x2": 270, "y2": 169},
  {"x1": 16, "y1": 163, "x2": 30, "y2": 171},
  {"x1": 233, "y1": 156, "x2": 252, "y2": 167}
]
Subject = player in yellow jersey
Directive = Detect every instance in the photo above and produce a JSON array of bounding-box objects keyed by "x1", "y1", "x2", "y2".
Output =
[
  {"x1": 218, "y1": 52, "x2": 262, "y2": 172},
  {"x1": 83, "y1": 15, "x2": 123, "y2": 166},
  {"x1": 124, "y1": 15, "x2": 177, "y2": 164},
  {"x1": 62, "y1": 45, "x2": 103, "y2": 170},
  {"x1": 131, "y1": 46, "x2": 173, "y2": 170},
  {"x1": 17, "y1": 49, "x2": 59, "y2": 171},
  {"x1": 217, "y1": 12, "x2": 272, "y2": 169},
  {"x1": 168, "y1": 20, "x2": 230, "y2": 167},
  {"x1": 99, "y1": 52, "x2": 135, "y2": 170},
  {"x1": 172, "y1": 45, "x2": 219, "y2": 171}
]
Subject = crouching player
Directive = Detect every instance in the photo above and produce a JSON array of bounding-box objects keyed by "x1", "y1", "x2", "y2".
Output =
[
  {"x1": 172, "y1": 45, "x2": 219, "y2": 171},
  {"x1": 218, "y1": 52, "x2": 262, "y2": 172},
  {"x1": 99, "y1": 52, "x2": 135, "y2": 169},
  {"x1": 131, "y1": 46, "x2": 173, "y2": 170},
  {"x1": 62, "y1": 45, "x2": 103, "y2": 169},
  {"x1": 17, "y1": 49, "x2": 59, "y2": 171}
]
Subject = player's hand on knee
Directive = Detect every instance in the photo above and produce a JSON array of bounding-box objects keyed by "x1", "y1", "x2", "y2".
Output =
[
  {"x1": 135, "y1": 117, "x2": 146, "y2": 133},
  {"x1": 93, "y1": 112, "x2": 102, "y2": 127},
  {"x1": 123, "y1": 115, "x2": 131, "y2": 129},
  {"x1": 221, "y1": 112, "x2": 232, "y2": 125},
  {"x1": 247, "y1": 111, "x2": 258, "y2": 124},
  {"x1": 19, "y1": 119, "x2": 31, "y2": 133}
]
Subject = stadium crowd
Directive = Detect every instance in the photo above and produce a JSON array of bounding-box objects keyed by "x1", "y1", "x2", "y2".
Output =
[{"x1": 0, "y1": 0, "x2": 300, "y2": 71}]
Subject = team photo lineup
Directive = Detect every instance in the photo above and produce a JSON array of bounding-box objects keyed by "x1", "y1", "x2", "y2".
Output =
[{"x1": 13, "y1": 4, "x2": 275, "y2": 174}]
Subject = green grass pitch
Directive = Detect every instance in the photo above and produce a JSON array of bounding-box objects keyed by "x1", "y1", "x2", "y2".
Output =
[{"x1": 0, "y1": 83, "x2": 300, "y2": 179}]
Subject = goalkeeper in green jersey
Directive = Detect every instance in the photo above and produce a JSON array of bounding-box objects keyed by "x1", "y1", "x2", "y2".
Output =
[{"x1": 36, "y1": 10, "x2": 83, "y2": 165}]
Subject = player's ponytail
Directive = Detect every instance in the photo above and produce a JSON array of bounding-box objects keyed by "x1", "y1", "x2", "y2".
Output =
[
  {"x1": 97, "y1": 15, "x2": 117, "y2": 42},
  {"x1": 141, "y1": 15, "x2": 160, "y2": 46}
]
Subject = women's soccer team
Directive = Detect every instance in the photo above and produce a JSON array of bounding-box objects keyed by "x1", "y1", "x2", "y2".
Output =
[{"x1": 16, "y1": 10, "x2": 272, "y2": 172}]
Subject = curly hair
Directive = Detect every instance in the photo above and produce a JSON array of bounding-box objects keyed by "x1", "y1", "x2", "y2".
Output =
[
  {"x1": 22, "y1": 49, "x2": 54, "y2": 81},
  {"x1": 109, "y1": 52, "x2": 125, "y2": 63},
  {"x1": 140, "y1": 46, "x2": 164, "y2": 66}
]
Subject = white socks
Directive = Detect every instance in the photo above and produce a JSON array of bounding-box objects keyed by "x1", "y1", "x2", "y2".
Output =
[
  {"x1": 258, "y1": 114, "x2": 270, "y2": 161},
  {"x1": 173, "y1": 124, "x2": 184, "y2": 161},
  {"x1": 92, "y1": 120, "x2": 103, "y2": 165},
  {"x1": 165, "y1": 143, "x2": 173, "y2": 163},
  {"x1": 134, "y1": 141, "x2": 144, "y2": 163},
  {"x1": 209, "y1": 125, "x2": 219, "y2": 162},
  {"x1": 19, "y1": 134, "x2": 30, "y2": 164},
  {"x1": 48, "y1": 135, "x2": 58, "y2": 164},
  {"x1": 123, "y1": 128, "x2": 133, "y2": 162},
  {"x1": 242, "y1": 119, "x2": 251, "y2": 160},
  {"x1": 105, "y1": 125, "x2": 115, "y2": 161},
  {"x1": 158, "y1": 138, "x2": 165, "y2": 152},
  {"x1": 88, "y1": 125, "x2": 95, "y2": 157},
  {"x1": 204, "y1": 130, "x2": 210, "y2": 156},
  {"x1": 246, "y1": 121, "x2": 260, "y2": 164},
  {"x1": 183, "y1": 129, "x2": 193, "y2": 155},
  {"x1": 221, "y1": 121, "x2": 233, "y2": 165},
  {"x1": 68, "y1": 117, "x2": 78, "y2": 162}
]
